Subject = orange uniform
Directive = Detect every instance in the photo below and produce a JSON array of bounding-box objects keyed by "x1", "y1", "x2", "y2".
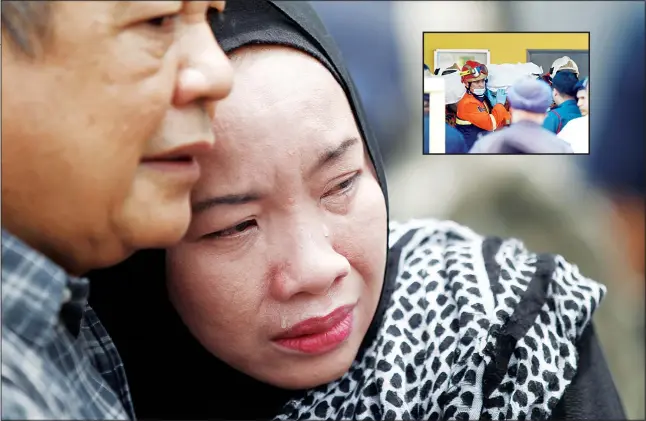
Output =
[
  {"x1": 456, "y1": 93, "x2": 510, "y2": 132},
  {"x1": 455, "y1": 60, "x2": 512, "y2": 150},
  {"x1": 455, "y1": 93, "x2": 511, "y2": 150}
]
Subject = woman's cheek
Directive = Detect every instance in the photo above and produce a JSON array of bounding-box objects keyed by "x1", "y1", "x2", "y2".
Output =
[
  {"x1": 167, "y1": 245, "x2": 262, "y2": 333},
  {"x1": 333, "y1": 176, "x2": 387, "y2": 283}
]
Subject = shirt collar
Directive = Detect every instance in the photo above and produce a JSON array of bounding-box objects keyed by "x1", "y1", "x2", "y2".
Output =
[
  {"x1": 1, "y1": 230, "x2": 90, "y2": 345},
  {"x1": 557, "y1": 99, "x2": 578, "y2": 109}
]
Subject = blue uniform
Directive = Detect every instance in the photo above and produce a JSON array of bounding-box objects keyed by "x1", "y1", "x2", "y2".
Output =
[
  {"x1": 445, "y1": 124, "x2": 468, "y2": 153},
  {"x1": 423, "y1": 114, "x2": 468, "y2": 154},
  {"x1": 455, "y1": 120, "x2": 487, "y2": 151},
  {"x1": 543, "y1": 99, "x2": 581, "y2": 134}
]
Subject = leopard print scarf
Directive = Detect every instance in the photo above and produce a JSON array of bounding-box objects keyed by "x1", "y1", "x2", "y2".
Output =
[{"x1": 274, "y1": 219, "x2": 605, "y2": 420}]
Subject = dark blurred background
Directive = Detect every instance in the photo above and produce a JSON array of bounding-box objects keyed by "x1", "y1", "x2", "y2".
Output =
[{"x1": 311, "y1": 1, "x2": 645, "y2": 418}]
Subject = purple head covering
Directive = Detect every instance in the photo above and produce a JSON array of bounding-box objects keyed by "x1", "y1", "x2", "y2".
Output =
[{"x1": 507, "y1": 78, "x2": 553, "y2": 114}]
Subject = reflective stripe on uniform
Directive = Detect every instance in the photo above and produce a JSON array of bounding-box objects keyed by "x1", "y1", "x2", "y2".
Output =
[{"x1": 455, "y1": 118, "x2": 472, "y2": 126}]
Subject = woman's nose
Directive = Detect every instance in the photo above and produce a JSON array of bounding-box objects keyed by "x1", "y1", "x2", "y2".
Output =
[{"x1": 269, "y1": 224, "x2": 350, "y2": 302}]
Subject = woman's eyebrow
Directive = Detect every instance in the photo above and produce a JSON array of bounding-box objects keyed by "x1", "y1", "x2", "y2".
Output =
[
  {"x1": 191, "y1": 138, "x2": 359, "y2": 214},
  {"x1": 191, "y1": 193, "x2": 262, "y2": 215},
  {"x1": 308, "y1": 137, "x2": 359, "y2": 177}
]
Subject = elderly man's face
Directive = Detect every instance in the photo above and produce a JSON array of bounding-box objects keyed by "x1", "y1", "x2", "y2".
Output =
[{"x1": 1, "y1": 1, "x2": 233, "y2": 274}]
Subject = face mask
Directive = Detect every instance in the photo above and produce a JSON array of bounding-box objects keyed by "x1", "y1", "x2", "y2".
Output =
[{"x1": 472, "y1": 88, "x2": 486, "y2": 96}]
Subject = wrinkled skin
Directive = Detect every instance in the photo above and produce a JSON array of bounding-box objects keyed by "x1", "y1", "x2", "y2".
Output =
[{"x1": 2, "y1": 1, "x2": 233, "y2": 274}]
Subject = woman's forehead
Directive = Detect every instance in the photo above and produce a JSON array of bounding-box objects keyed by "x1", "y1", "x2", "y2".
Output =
[
  {"x1": 227, "y1": 46, "x2": 345, "y2": 107},
  {"x1": 211, "y1": 47, "x2": 358, "y2": 153},
  {"x1": 193, "y1": 47, "x2": 362, "y2": 191}
]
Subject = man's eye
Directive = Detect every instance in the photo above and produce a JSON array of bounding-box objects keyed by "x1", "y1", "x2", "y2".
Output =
[{"x1": 205, "y1": 220, "x2": 257, "y2": 239}]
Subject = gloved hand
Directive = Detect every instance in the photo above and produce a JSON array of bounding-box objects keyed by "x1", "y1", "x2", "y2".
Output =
[
  {"x1": 496, "y1": 89, "x2": 507, "y2": 106},
  {"x1": 486, "y1": 88, "x2": 498, "y2": 106}
]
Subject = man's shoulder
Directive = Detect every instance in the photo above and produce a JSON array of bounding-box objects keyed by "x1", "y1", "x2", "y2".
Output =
[
  {"x1": 544, "y1": 109, "x2": 559, "y2": 121},
  {"x1": 1, "y1": 327, "x2": 69, "y2": 419},
  {"x1": 1, "y1": 309, "x2": 133, "y2": 420},
  {"x1": 1, "y1": 379, "x2": 55, "y2": 420},
  {"x1": 558, "y1": 116, "x2": 587, "y2": 141},
  {"x1": 565, "y1": 115, "x2": 587, "y2": 129},
  {"x1": 469, "y1": 129, "x2": 505, "y2": 152}
]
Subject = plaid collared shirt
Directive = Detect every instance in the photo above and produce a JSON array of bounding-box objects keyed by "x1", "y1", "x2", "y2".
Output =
[{"x1": 1, "y1": 230, "x2": 135, "y2": 420}]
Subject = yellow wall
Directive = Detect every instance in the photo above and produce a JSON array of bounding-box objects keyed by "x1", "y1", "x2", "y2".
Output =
[{"x1": 423, "y1": 32, "x2": 589, "y2": 70}]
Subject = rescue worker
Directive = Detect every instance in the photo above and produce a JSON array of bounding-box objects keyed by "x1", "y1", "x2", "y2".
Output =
[
  {"x1": 558, "y1": 77, "x2": 589, "y2": 153},
  {"x1": 455, "y1": 60, "x2": 510, "y2": 151},
  {"x1": 470, "y1": 78, "x2": 573, "y2": 153},
  {"x1": 550, "y1": 56, "x2": 580, "y2": 79},
  {"x1": 544, "y1": 57, "x2": 580, "y2": 109},
  {"x1": 543, "y1": 70, "x2": 581, "y2": 134}
]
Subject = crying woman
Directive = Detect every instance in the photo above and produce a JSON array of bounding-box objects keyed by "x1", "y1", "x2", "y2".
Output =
[{"x1": 89, "y1": 1, "x2": 625, "y2": 420}]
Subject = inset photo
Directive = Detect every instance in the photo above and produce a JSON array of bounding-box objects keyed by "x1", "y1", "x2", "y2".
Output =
[{"x1": 423, "y1": 32, "x2": 590, "y2": 154}]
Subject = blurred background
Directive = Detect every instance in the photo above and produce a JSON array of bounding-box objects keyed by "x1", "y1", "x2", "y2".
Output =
[{"x1": 310, "y1": 1, "x2": 645, "y2": 418}]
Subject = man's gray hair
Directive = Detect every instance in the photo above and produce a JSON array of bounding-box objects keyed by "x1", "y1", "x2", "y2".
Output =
[{"x1": 1, "y1": 1, "x2": 53, "y2": 58}]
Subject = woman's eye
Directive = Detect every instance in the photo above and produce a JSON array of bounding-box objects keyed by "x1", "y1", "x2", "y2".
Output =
[
  {"x1": 338, "y1": 178, "x2": 354, "y2": 190},
  {"x1": 205, "y1": 220, "x2": 257, "y2": 240},
  {"x1": 323, "y1": 172, "x2": 361, "y2": 198}
]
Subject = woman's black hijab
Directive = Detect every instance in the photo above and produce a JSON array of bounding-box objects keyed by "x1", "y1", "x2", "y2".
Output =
[{"x1": 89, "y1": 1, "x2": 397, "y2": 419}]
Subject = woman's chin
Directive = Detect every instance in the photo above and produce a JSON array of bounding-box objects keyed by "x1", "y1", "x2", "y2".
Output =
[
  {"x1": 251, "y1": 348, "x2": 359, "y2": 390},
  {"x1": 268, "y1": 364, "x2": 354, "y2": 390}
]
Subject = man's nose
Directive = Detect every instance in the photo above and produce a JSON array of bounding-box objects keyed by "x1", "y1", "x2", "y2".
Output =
[{"x1": 173, "y1": 19, "x2": 234, "y2": 111}]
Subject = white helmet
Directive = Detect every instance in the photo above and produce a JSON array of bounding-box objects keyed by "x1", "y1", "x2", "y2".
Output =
[{"x1": 550, "y1": 56, "x2": 579, "y2": 78}]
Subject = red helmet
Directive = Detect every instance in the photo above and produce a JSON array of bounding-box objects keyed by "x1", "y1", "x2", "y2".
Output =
[{"x1": 460, "y1": 60, "x2": 488, "y2": 84}]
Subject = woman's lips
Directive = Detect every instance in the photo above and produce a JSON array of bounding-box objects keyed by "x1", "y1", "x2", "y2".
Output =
[{"x1": 272, "y1": 305, "x2": 355, "y2": 355}]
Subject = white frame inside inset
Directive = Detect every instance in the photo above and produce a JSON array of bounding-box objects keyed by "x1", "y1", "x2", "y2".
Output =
[{"x1": 433, "y1": 49, "x2": 491, "y2": 72}]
